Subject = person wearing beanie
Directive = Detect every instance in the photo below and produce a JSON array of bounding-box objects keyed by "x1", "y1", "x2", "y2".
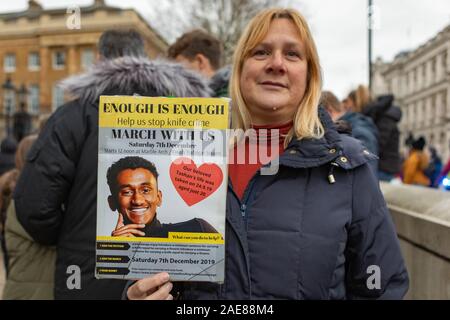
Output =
[{"x1": 403, "y1": 136, "x2": 430, "y2": 186}]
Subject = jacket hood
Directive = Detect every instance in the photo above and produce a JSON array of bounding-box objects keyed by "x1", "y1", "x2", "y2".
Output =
[
  {"x1": 363, "y1": 94, "x2": 401, "y2": 122},
  {"x1": 375, "y1": 95, "x2": 402, "y2": 122},
  {"x1": 363, "y1": 95, "x2": 393, "y2": 115},
  {"x1": 375, "y1": 94, "x2": 394, "y2": 107},
  {"x1": 209, "y1": 66, "x2": 231, "y2": 95},
  {"x1": 385, "y1": 105, "x2": 402, "y2": 122},
  {"x1": 59, "y1": 56, "x2": 213, "y2": 105}
]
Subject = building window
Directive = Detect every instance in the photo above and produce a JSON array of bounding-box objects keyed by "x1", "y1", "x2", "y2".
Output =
[
  {"x1": 28, "y1": 85, "x2": 40, "y2": 114},
  {"x1": 4, "y1": 54, "x2": 16, "y2": 72},
  {"x1": 81, "y1": 49, "x2": 95, "y2": 70},
  {"x1": 52, "y1": 85, "x2": 65, "y2": 110},
  {"x1": 28, "y1": 52, "x2": 40, "y2": 71},
  {"x1": 3, "y1": 90, "x2": 16, "y2": 115},
  {"x1": 53, "y1": 51, "x2": 66, "y2": 69}
]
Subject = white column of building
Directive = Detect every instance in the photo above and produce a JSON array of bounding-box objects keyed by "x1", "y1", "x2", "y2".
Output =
[
  {"x1": 418, "y1": 65, "x2": 424, "y2": 91},
  {"x1": 426, "y1": 96, "x2": 432, "y2": 128},
  {"x1": 427, "y1": 60, "x2": 433, "y2": 88},
  {"x1": 445, "y1": 123, "x2": 450, "y2": 162},
  {"x1": 447, "y1": 88, "x2": 450, "y2": 120},
  {"x1": 409, "y1": 102, "x2": 414, "y2": 131},
  {"x1": 409, "y1": 70, "x2": 414, "y2": 95},
  {"x1": 446, "y1": 46, "x2": 450, "y2": 75},
  {"x1": 402, "y1": 105, "x2": 408, "y2": 132},
  {"x1": 411, "y1": 102, "x2": 417, "y2": 132},
  {"x1": 436, "y1": 54, "x2": 443, "y2": 82},
  {"x1": 446, "y1": 88, "x2": 450, "y2": 162},
  {"x1": 436, "y1": 92, "x2": 443, "y2": 126},
  {"x1": 417, "y1": 99, "x2": 423, "y2": 130}
]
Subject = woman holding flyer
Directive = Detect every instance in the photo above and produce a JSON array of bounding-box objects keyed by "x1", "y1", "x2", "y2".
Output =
[{"x1": 127, "y1": 8, "x2": 408, "y2": 300}]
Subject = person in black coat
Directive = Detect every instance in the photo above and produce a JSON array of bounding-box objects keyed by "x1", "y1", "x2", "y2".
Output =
[
  {"x1": 13, "y1": 30, "x2": 212, "y2": 300},
  {"x1": 363, "y1": 95, "x2": 402, "y2": 181},
  {"x1": 322, "y1": 90, "x2": 379, "y2": 173}
]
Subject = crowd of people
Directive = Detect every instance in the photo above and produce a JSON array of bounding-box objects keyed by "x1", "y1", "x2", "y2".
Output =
[
  {"x1": 321, "y1": 86, "x2": 450, "y2": 190},
  {"x1": 2, "y1": 6, "x2": 447, "y2": 300}
]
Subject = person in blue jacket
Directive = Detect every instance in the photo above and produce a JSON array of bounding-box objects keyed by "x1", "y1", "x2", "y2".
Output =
[
  {"x1": 126, "y1": 8, "x2": 409, "y2": 300},
  {"x1": 322, "y1": 90, "x2": 378, "y2": 173}
]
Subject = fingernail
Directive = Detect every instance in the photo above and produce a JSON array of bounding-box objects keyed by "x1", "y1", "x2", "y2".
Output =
[
  {"x1": 140, "y1": 224, "x2": 146, "y2": 227},
  {"x1": 162, "y1": 273, "x2": 170, "y2": 281}
]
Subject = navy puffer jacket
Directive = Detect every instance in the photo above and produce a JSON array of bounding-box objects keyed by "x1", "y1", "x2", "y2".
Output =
[
  {"x1": 339, "y1": 111, "x2": 379, "y2": 156},
  {"x1": 168, "y1": 108, "x2": 408, "y2": 300}
]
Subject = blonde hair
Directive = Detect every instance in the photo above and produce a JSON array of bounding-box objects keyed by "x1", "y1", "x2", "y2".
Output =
[
  {"x1": 348, "y1": 85, "x2": 371, "y2": 113},
  {"x1": 230, "y1": 8, "x2": 324, "y2": 146}
]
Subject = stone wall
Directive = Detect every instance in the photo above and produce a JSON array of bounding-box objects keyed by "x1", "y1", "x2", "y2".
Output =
[{"x1": 381, "y1": 182, "x2": 450, "y2": 299}]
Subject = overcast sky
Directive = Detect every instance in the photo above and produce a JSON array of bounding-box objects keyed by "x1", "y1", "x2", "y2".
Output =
[{"x1": 1, "y1": 0, "x2": 449, "y2": 99}]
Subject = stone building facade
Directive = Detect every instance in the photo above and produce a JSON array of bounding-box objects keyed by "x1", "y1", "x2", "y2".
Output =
[
  {"x1": 0, "y1": 0, "x2": 167, "y2": 138},
  {"x1": 372, "y1": 25, "x2": 450, "y2": 162}
]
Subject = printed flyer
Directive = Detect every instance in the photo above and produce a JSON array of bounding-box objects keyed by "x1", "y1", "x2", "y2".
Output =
[{"x1": 95, "y1": 96, "x2": 229, "y2": 282}]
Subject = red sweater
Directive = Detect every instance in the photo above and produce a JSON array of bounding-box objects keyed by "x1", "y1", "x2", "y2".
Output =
[{"x1": 229, "y1": 122, "x2": 292, "y2": 200}]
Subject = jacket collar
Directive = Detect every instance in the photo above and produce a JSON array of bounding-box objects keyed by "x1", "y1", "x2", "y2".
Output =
[{"x1": 276, "y1": 106, "x2": 375, "y2": 170}]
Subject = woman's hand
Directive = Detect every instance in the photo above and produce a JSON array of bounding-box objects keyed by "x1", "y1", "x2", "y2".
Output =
[{"x1": 127, "y1": 273, "x2": 174, "y2": 300}]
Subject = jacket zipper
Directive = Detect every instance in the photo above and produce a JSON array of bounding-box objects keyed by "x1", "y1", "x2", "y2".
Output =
[
  {"x1": 228, "y1": 172, "x2": 260, "y2": 299},
  {"x1": 229, "y1": 171, "x2": 260, "y2": 219}
]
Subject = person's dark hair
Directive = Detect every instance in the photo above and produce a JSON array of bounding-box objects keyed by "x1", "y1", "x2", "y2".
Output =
[
  {"x1": 98, "y1": 29, "x2": 146, "y2": 59},
  {"x1": 412, "y1": 136, "x2": 426, "y2": 151},
  {"x1": 168, "y1": 29, "x2": 223, "y2": 70},
  {"x1": 107, "y1": 156, "x2": 159, "y2": 195}
]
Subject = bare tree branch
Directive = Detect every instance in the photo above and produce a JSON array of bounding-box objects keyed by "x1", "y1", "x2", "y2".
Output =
[{"x1": 147, "y1": 0, "x2": 303, "y2": 64}]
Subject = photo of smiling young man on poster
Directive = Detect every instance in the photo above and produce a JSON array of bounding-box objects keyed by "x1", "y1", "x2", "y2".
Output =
[{"x1": 106, "y1": 156, "x2": 218, "y2": 238}]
